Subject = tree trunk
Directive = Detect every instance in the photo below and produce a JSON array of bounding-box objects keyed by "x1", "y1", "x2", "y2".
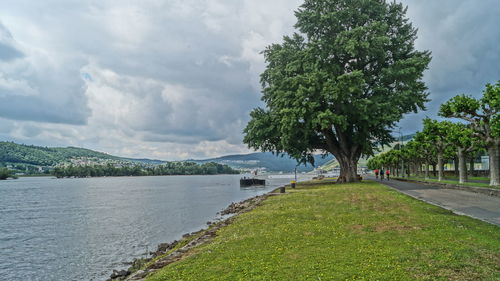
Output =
[
  {"x1": 437, "y1": 153, "x2": 444, "y2": 181},
  {"x1": 424, "y1": 162, "x2": 429, "y2": 179},
  {"x1": 337, "y1": 156, "x2": 358, "y2": 183},
  {"x1": 469, "y1": 157, "x2": 475, "y2": 177},
  {"x1": 454, "y1": 156, "x2": 459, "y2": 177},
  {"x1": 323, "y1": 129, "x2": 361, "y2": 184},
  {"x1": 489, "y1": 145, "x2": 499, "y2": 186},
  {"x1": 457, "y1": 148, "x2": 467, "y2": 184},
  {"x1": 432, "y1": 164, "x2": 437, "y2": 177}
]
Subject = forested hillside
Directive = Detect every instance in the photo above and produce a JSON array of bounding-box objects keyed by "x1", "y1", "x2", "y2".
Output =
[
  {"x1": 1, "y1": 141, "x2": 333, "y2": 174},
  {"x1": 0, "y1": 142, "x2": 120, "y2": 166}
]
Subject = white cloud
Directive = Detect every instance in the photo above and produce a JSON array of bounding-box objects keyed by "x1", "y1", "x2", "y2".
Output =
[{"x1": 0, "y1": 0, "x2": 499, "y2": 158}]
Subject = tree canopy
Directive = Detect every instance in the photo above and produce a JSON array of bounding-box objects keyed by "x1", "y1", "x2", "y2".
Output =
[
  {"x1": 439, "y1": 81, "x2": 499, "y2": 186},
  {"x1": 0, "y1": 168, "x2": 14, "y2": 180},
  {"x1": 420, "y1": 118, "x2": 456, "y2": 181},
  {"x1": 244, "y1": 0, "x2": 431, "y2": 182},
  {"x1": 53, "y1": 162, "x2": 239, "y2": 178},
  {"x1": 368, "y1": 114, "x2": 493, "y2": 186}
]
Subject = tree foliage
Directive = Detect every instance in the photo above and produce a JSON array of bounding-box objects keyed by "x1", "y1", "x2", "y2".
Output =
[
  {"x1": 244, "y1": 0, "x2": 431, "y2": 182},
  {"x1": 0, "y1": 141, "x2": 120, "y2": 166},
  {"x1": 440, "y1": 81, "x2": 499, "y2": 142},
  {"x1": 420, "y1": 119, "x2": 457, "y2": 180},
  {"x1": 439, "y1": 81, "x2": 499, "y2": 186},
  {"x1": 0, "y1": 168, "x2": 14, "y2": 180},
  {"x1": 368, "y1": 116, "x2": 493, "y2": 185},
  {"x1": 52, "y1": 162, "x2": 239, "y2": 178}
]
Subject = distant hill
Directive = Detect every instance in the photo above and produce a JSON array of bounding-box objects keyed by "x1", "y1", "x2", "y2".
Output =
[
  {"x1": 0, "y1": 142, "x2": 118, "y2": 166},
  {"x1": 1, "y1": 134, "x2": 417, "y2": 173},
  {"x1": 0, "y1": 142, "x2": 164, "y2": 167},
  {"x1": 400, "y1": 133, "x2": 416, "y2": 142},
  {"x1": 190, "y1": 152, "x2": 334, "y2": 172},
  {"x1": 121, "y1": 158, "x2": 166, "y2": 165},
  {"x1": 0, "y1": 141, "x2": 333, "y2": 173}
]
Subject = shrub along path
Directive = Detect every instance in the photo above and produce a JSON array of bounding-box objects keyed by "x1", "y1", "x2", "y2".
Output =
[
  {"x1": 373, "y1": 177, "x2": 500, "y2": 226},
  {"x1": 145, "y1": 181, "x2": 499, "y2": 281}
]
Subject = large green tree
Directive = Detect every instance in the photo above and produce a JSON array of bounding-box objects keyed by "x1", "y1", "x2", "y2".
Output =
[
  {"x1": 409, "y1": 133, "x2": 438, "y2": 179},
  {"x1": 439, "y1": 81, "x2": 499, "y2": 186},
  {"x1": 404, "y1": 140, "x2": 427, "y2": 177},
  {"x1": 446, "y1": 123, "x2": 483, "y2": 184},
  {"x1": 420, "y1": 119, "x2": 454, "y2": 181},
  {"x1": 244, "y1": 0, "x2": 431, "y2": 182}
]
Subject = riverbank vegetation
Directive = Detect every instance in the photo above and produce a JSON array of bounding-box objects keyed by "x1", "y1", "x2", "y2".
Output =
[
  {"x1": 145, "y1": 181, "x2": 499, "y2": 280},
  {"x1": 52, "y1": 162, "x2": 239, "y2": 178},
  {"x1": 0, "y1": 167, "x2": 16, "y2": 180}
]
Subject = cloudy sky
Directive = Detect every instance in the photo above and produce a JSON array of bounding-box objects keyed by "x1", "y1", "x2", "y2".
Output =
[{"x1": 0, "y1": 0, "x2": 499, "y2": 160}]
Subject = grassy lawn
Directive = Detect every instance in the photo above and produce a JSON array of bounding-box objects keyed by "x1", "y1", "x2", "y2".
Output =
[
  {"x1": 411, "y1": 175, "x2": 490, "y2": 182},
  {"x1": 445, "y1": 176, "x2": 490, "y2": 182},
  {"x1": 400, "y1": 176, "x2": 499, "y2": 189},
  {"x1": 147, "y1": 181, "x2": 499, "y2": 281}
]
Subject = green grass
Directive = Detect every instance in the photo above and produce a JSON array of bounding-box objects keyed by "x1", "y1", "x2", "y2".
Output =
[
  {"x1": 400, "y1": 176, "x2": 499, "y2": 189},
  {"x1": 443, "y1": 176, "x2": 490, "y2": 182},
  {"x1": 407, "y1": 175, "x2": 490, "y2": 182},
  {"x1": 146, "y1": 181, "x2": 499, "y2": 281}
]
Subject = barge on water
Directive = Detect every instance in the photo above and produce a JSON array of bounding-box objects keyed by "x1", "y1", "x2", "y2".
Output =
[{"x1": 240, "y1": 178, "x2": 266, "y2": 187}]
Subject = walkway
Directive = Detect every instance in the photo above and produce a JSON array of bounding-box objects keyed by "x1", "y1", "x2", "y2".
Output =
[{"x1": 370, "y1": 177, "x2": 500, "y2": 226}]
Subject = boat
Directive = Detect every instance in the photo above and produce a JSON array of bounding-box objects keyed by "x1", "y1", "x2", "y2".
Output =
[{"x1": 240, "y1": 178, "x2": 266, "y2": 187}]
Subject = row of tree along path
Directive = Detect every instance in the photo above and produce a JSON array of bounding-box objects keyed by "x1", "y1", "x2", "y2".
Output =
[{"x1": 368, "y1": 82, "x2": 499, "y2": 187}]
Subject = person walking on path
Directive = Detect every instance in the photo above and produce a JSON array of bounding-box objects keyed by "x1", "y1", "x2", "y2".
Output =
[
  {"x1": 374, "y1": 169, "x2": 379, "y2": 179},
  {"x1": 380, "y1": 169, "x2": 385, "y2": 180},
  {"x1": 386, "y1": 169, "x2": 390, "y2": 180}
]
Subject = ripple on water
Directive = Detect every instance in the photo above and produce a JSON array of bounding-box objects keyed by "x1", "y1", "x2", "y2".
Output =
[{"x1": 0, "y1": 175, "x2": 300, "y2": 281}]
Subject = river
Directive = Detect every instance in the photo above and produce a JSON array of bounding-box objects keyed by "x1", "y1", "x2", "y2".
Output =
[{"x1": 0, "y1": 174, "x2": 304, "y2": 281}]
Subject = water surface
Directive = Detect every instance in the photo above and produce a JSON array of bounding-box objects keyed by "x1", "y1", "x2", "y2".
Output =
[{"x1": 0, "y1": 175, "x2": 299, "y2": 281}]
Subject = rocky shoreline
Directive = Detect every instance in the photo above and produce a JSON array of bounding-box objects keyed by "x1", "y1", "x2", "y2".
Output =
[{"x1": 107, "y1": 189, "x2": 281, "y2": 281}]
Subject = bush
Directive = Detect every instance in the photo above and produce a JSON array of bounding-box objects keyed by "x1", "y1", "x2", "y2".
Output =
[{"x1": 0, "y1": 168, "x2": 13, "y2": 180}]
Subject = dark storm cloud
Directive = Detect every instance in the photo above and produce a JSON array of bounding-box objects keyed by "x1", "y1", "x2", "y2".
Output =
[
  {"x1": 0, "y1": 95, "x2": 88, "y2": 125},
  {"x1": 397, "y1": 0, "x2": 500, "y2": 134},
  {"x1": 0, "y1": 20, "x2": 90, "y2": 125},
  {"x1": 0, "y1": 22, "x2": 24, "y2": 61},
  {"x1": 0, "y1": 43, "x2": 23, "y2": 61}
]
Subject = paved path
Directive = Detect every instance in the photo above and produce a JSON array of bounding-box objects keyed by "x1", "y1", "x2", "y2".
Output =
[{"x1": 369, "y1": 176, "x2": 500, "y2": 226}]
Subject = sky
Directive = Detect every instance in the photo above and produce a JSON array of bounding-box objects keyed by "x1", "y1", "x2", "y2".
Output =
[{"x1": 0, "y1": 0, "x2": 499, "y2": 160}]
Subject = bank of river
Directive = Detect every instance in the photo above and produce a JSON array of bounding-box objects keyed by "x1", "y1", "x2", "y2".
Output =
[
  {"x1": 0, "y1": 175, "x2": 304, "y2": 281},
  {"x1": 140, "y1": 181, "x2": 500, "y2": 281}
]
